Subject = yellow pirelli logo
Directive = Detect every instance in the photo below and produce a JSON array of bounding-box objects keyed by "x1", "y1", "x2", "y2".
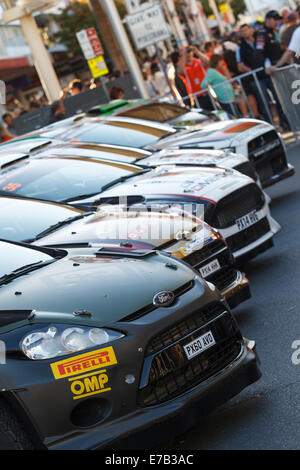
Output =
[
  {"x1": 50, "y1": 347, "x2": 117, "y2": 380},
  {"x1": 69, "y1": 370, "x2": 110, "y2": 400}
]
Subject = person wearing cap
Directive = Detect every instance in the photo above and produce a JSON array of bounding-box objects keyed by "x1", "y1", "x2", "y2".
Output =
[
  {"x1": 254, "y1": 10, "x2": 290, "y2": 130},
  {"x1": 255, "y1": 10, "x2": 284, "y2": 65}
]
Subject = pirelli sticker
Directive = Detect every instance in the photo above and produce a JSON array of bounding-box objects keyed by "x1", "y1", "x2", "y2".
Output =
[{"x1": 50, "y1": 347, "x2": 117, "y2": 380}]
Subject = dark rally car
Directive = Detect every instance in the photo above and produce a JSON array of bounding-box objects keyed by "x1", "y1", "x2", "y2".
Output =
[{"x1": 0, "y1": 240, "x2": 260, "y2": 450}]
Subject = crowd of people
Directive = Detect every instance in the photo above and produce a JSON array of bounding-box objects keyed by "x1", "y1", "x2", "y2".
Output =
[
  {"x1": 140, "y1": 7, "x2": 300, "y2": 131},
  {"x1": 0, "y1": 75, "x2": 125, "y2": 140},
  {"x1": 2, "y1": 6, "x2": 300, "y2": 141}
]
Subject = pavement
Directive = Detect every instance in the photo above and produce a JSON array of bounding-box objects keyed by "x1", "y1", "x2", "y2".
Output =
[{"x1": 168, "y1": 141, "x2": 300, "y2": 450}]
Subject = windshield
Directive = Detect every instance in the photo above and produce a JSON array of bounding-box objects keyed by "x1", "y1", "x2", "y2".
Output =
[
  {"x1": 118, "y1": 103, "x2": 188, "y2": 123},
  {"x1": 0, "y1": 241, "x2": 54, "y2": 278},
  {"x1": 0, "y1": 159, "x2": 138, "y2": 202},
  {"x1": 61, "y1": 121, "x2": 171, "y2": 148},
  {"x1": 0, "y1": 198, "x2": 83, "y2": 242}
]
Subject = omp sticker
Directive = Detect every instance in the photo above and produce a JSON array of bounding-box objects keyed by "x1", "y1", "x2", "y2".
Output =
[
  {"x1": 51, "y1": 347, "x2": 117, "y2": 380},
  {"x1": 69, "y1": 369, "x2": 110, "y2": 400},
  {"x1": 2, "y1": 182, "x2": 21, "y2": 192}
]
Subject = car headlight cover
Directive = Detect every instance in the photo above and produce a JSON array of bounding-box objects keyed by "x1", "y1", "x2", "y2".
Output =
[{"x1": 21, "y1": 324, "x2": 124, "y2": 360}]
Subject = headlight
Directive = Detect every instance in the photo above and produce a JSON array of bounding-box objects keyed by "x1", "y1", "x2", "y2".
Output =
[{"x1": 21, "y1": 324, "x2": 124, "y2": 360}]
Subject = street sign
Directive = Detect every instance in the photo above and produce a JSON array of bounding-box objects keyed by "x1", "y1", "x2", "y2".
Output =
[
  {"x1": 124, "y1": 0, "x2": 155, "y2": 14},
  {"x1": 76, "y1": 28, "x2": 104, "y2": 61},
  {"x1": 88, "y1": 55, "x2": 109, "y2": 78},
  {"x1": 126, "y1": 4, "x2": 170, "y2": 50}
]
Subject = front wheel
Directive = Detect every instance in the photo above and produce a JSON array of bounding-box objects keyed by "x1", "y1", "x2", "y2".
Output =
[{"x1": 0, "y1": 398, "x2": 35, "y2": 450}]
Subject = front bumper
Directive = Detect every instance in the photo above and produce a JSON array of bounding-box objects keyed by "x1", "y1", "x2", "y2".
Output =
[
  {"x1": 55, "y1": 343, "x2": 261, "y2": 450},
  {"x1": 261, "y1": 163, "x2": 295, "y2": 189},
  {"x1": 222, "y1": 270, "x2": 251, "y2": 309}
]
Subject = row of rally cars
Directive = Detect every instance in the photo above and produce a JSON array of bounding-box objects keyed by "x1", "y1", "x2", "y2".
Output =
[{"x1": 0, "y1": 100, "x2": 294, "y2": 450}]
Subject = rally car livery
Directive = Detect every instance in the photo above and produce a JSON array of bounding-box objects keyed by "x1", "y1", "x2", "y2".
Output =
[
  {"x1": 71, "y1": 165, "x2": 281, "y2": 263},
  {"x1": 33, "y1": 206, "x2": 251, "y2": 308},
  {"x1": 0, "y1": 240, "x2": 260, "y2": 449}
]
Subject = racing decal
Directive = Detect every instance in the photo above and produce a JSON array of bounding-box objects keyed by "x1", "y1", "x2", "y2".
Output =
[
  {"x1": 68, "y1": 369, "x2": 111, "y2": 400},
  {"x1": 179, "y1": 235, "x2": 213, "y2": 256},
  {"x1": 2, "y1": 182, "x2": 21, "y2": 192},
  {"x1": 51, "y1": 346, "x2": 117, "y2": 380},
  {"x1": 223, "y1": 122, "x2": 260, "y2": 134}
]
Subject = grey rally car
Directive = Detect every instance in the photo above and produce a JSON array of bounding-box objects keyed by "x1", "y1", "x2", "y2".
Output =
[{"x1": 0, "y1": 239, "x2": 260, "y2": 449}]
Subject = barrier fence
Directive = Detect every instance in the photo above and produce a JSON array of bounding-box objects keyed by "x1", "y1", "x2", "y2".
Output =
[
  {"x1": 8, "y1": 65, "x2": 300, "y2": 142},
  {"x1": 173, "y1": 64, "x2": 300, "y2": 142}
]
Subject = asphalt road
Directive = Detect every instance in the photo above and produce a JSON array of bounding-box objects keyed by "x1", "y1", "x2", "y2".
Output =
[{"x1": 170, "y1": 143, "x2": 300, "y2": 450}]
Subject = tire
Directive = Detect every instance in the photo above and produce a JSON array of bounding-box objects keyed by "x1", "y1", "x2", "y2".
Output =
[{"x1": 0, "y1": 397, "x2": 35, "y2": 450}]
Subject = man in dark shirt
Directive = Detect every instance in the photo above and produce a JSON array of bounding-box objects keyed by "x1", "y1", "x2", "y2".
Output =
[
  {"x1": 255, "y1": 10, "x2": 283, "y2": 64},
  {"x1": 254, "y1": 10, "x2": 290, "y2": 130}
]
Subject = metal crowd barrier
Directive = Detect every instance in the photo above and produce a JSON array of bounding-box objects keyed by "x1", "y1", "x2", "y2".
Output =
[{"x1": 169, "y1": 64, "x2": 300, "y2": 141}]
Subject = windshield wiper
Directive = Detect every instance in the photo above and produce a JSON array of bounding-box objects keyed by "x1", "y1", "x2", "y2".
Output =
[
  {"x1": 62, "y1": 169, "x2": 151, "y2": 204},
  {"x1": 34, "y1": 212, "x2": 93, "y2": 241},
  {"x1": 0, "y1": 259, "x2": 55, "y2": 286},
  {"x1": 100, "y1": 168, "x2": 152, "y2": 191}
]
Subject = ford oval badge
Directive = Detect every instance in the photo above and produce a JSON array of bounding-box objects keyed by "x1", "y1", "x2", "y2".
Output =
[{"x1": 153, "y1": 291, "x2": 175, "y2": 307}]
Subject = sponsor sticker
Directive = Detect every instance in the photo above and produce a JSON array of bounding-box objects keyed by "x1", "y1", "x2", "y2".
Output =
[
  {"x1": 50, "y1": 346, "x2": 117, "y2": 380},
  {"x1": 69, "y1": 369, "x2": 111, "y2": 400}
]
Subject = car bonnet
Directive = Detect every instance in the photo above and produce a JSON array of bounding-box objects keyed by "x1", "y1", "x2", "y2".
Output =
[
  {"x1": 140, "y1": 148, "x2": 248, "y2": 168},
  {"x1": 95, "y1": 166, "x2": 252, "y2": 204},
  {"x1": 33, "y1": 209, "x2": 207, "y2": 249},
  {"x1": 147, "y1": 119, "x2": 274, "y2": 150},
  {"x1": 0, "y1": 248, "x2": 197, "y2": 327}
]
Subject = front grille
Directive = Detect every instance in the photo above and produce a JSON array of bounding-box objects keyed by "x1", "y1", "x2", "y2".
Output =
[
  {"x1": 234, "y1": 161, "x2": 258, "y2": 182},
  {"x1": 120, "y1": 280, "x2": 194, "y2": 322},
  {"x1": 226, "y1": 217, "x2": 270, "y2": 253},
  {"x1": 208, "y1": 183, "x2": 264, "y2": 229},
  {"x1": 183, "y1": 239, "x2": 225, "y2": 267},
  {"x1": 247, "y1": 131, "x2": 288, "y2": 184},
  {"x1": 207, "y1": 266, "x2": 238, "y2": 292},
  {"x1": 138, "y1": 302, "x2": 242, "y2": 406}
]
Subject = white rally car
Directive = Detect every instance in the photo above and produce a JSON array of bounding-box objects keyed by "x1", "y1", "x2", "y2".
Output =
[
  {"x1": 145, "y1": 117, "x2": 294, "y2": 189},
  {"x1": 72, "y1": 165, "x2": 281, "y2": 264},
  {"x1": 139, "y1": 148, "x2": 258, "y2": 184}
]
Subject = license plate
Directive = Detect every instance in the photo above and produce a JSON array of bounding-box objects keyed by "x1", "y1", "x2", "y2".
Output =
[
  {"x1": 199, "y1": 258, "x2": 221, "y2": 278},
  {"x1": 236, "y1": 210, "x2": 259, "y2": 231},
  {"x1": 183, "y1": 330, "x2": 216, "y2": 360}
]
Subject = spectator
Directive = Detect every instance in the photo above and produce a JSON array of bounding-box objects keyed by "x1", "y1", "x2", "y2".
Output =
[
  {"x1": 201, "y1": 54, "x2": 238, "y2": 116},
  {"x1": 89, "y1": 77, "x2": 101, "y2": 89},
  {"x1": 235, "y1": 24, "x2": 261, "y2": 118},
  {"x1": 142, "y1": 69, "x2": 158, "y2": 98},
  {"x1": 255, "y1": 10, "x2": 290, "y2": 129},
  {"x1": 222, "y1": 33, "x2": 240, "y2": 77},
  {"x1": 279, "y1": 7, "x2": 291, "y2": 42},
  {"x1": 29, "y1": 100, "x2": 40, "y2": 111},
  {"x1": 108, "y1": 86, "x2": 124, "y2": 100},
  {"x1": 150, "y1": 63, "x2": 170, "y2": 96},
  {"x1": 50, "y1": 100, "x2": 66, "y2": 123},
  {"x1": 69, "y1": 79, "x2": 83, "y2": 96},
  {"x1": 269, "y1": 23, "x2": 300, "y2": 68},
  {"x1": 2, "y1": 112, "x2": 17, "y2": 136},
  {"x1": 280, "y1": 12, "x2": 299, "y2": 49},
  {"x1": 170, "y1": 51, "x2": 193, "y2": 107},
  {"x1": 0, "y1": 125, "x2": 13, "y2": 142},
  {"x1": 182, "y1": 45, "x2": 214, "y2": 109}
]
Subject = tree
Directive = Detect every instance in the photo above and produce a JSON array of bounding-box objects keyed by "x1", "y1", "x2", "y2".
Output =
[{"x1": 49, "y1": 3, "x2": 100, "y2": 56}]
